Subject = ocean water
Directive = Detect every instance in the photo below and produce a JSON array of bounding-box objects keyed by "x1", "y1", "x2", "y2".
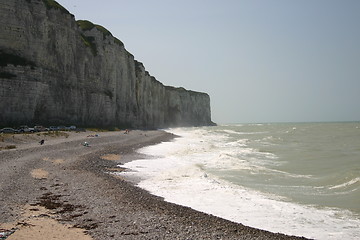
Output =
[{"x1": 119, "y1": 123, "x2": 360, "y2": 239}]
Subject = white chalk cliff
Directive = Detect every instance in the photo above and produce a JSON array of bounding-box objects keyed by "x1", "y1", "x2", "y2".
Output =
[{"x1": 0, "y1": 0, "x2": 215, "y2": 128}]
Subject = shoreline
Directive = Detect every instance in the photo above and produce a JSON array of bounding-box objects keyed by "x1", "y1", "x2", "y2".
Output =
[{"x1": 0, "y1": 130, "x2": 308, "y2": 239}]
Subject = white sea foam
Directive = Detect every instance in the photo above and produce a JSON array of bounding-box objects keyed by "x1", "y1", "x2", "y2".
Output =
[
  {"x1": 119, "y1": 126, "x2": 360, "y2": 240},
  {"x1": 329, "y1": 177, "x2": 360, "y2": 190},
  {"x1": 222, "y1": 129, "x2": 267, "y2": 135}
]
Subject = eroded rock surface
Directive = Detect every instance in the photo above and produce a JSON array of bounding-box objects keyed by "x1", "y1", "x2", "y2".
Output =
[{"x1": 0, "y1": 0, "x2": 214, "y2": 128}]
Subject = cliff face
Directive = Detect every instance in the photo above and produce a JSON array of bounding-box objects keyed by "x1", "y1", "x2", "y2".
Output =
[{"x1": 0, "y1": 0, "x2": 214, "y2": 128}]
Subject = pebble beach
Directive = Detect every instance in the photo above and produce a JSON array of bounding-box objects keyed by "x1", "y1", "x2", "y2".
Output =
[{"x1": 0, "y1": 130, "x2": 309, "y2": 239}]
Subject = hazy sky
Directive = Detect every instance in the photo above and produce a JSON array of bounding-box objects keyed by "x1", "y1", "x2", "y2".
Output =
[{"x1": 57, "y1": 0, "x2": 360, "y2": 124}]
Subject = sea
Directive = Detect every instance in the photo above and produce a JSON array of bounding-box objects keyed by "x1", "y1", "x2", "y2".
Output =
[{"x1": 119, "y1": 122, "x2": 360, "y2": 240}]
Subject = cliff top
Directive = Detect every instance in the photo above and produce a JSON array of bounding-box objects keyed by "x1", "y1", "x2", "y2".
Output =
[
  {"x1": 77, "y1": 20, "x2": 124, "y2": 47},
  {"x1": 25, "y1": 0, "x2": 71, "y2": 15}
]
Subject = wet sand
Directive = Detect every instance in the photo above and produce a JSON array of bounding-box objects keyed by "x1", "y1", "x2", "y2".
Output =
[{"x1": 0, "y1": 130, "x2": 309, "y2": 239}]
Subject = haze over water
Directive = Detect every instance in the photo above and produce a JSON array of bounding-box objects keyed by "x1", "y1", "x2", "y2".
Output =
[{"x1": 120, "y1": 122, "x2": 360, "y2": 239}]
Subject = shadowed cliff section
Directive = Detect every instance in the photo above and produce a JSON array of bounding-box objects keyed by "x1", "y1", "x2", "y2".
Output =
[{"x1": 0, "y1": 0, "x2": 215, "y2": 128}]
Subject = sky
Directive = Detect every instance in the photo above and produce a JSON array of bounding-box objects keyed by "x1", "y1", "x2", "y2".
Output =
[{"x1": 57, "y1": 0, "x2": 360, "y2": 124}]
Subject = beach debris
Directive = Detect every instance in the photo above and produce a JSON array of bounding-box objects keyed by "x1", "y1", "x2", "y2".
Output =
[
  {"x1": 87, "y1": 134, "x2": 99, "y2": 138},
  {"x1": 124, "y1": 129, "x2": 130, "y2": 134},
  {"x1": 82, "y1": 142, "x2": 90, "y2": 147},
  {"x1": 39, "y1": 139, "x2": 45, "y2": 145},
  {"x1": 0, "y1": 228, "x2": 17, "y2": 239}
]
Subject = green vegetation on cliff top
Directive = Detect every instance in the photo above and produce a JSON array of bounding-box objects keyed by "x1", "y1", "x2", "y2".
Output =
[
  {"x1": 165, "y1": 85, "x2": 207, "y2": 95},
  {"x1": 26, "y1": 0, "x2": 70, "y2": 14},
  {"x1": 77, "y1": 20, "x2": 112, "y2": 38},
  {"x1": 41, "y1": 0, "x2": 70, "y2": 14},
  {"x1": 80, "y1": 34, "x2": 98, "y2": 56},
  {"x1": 77, "y1": 20, "x2": 124, "y2": 47}
]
